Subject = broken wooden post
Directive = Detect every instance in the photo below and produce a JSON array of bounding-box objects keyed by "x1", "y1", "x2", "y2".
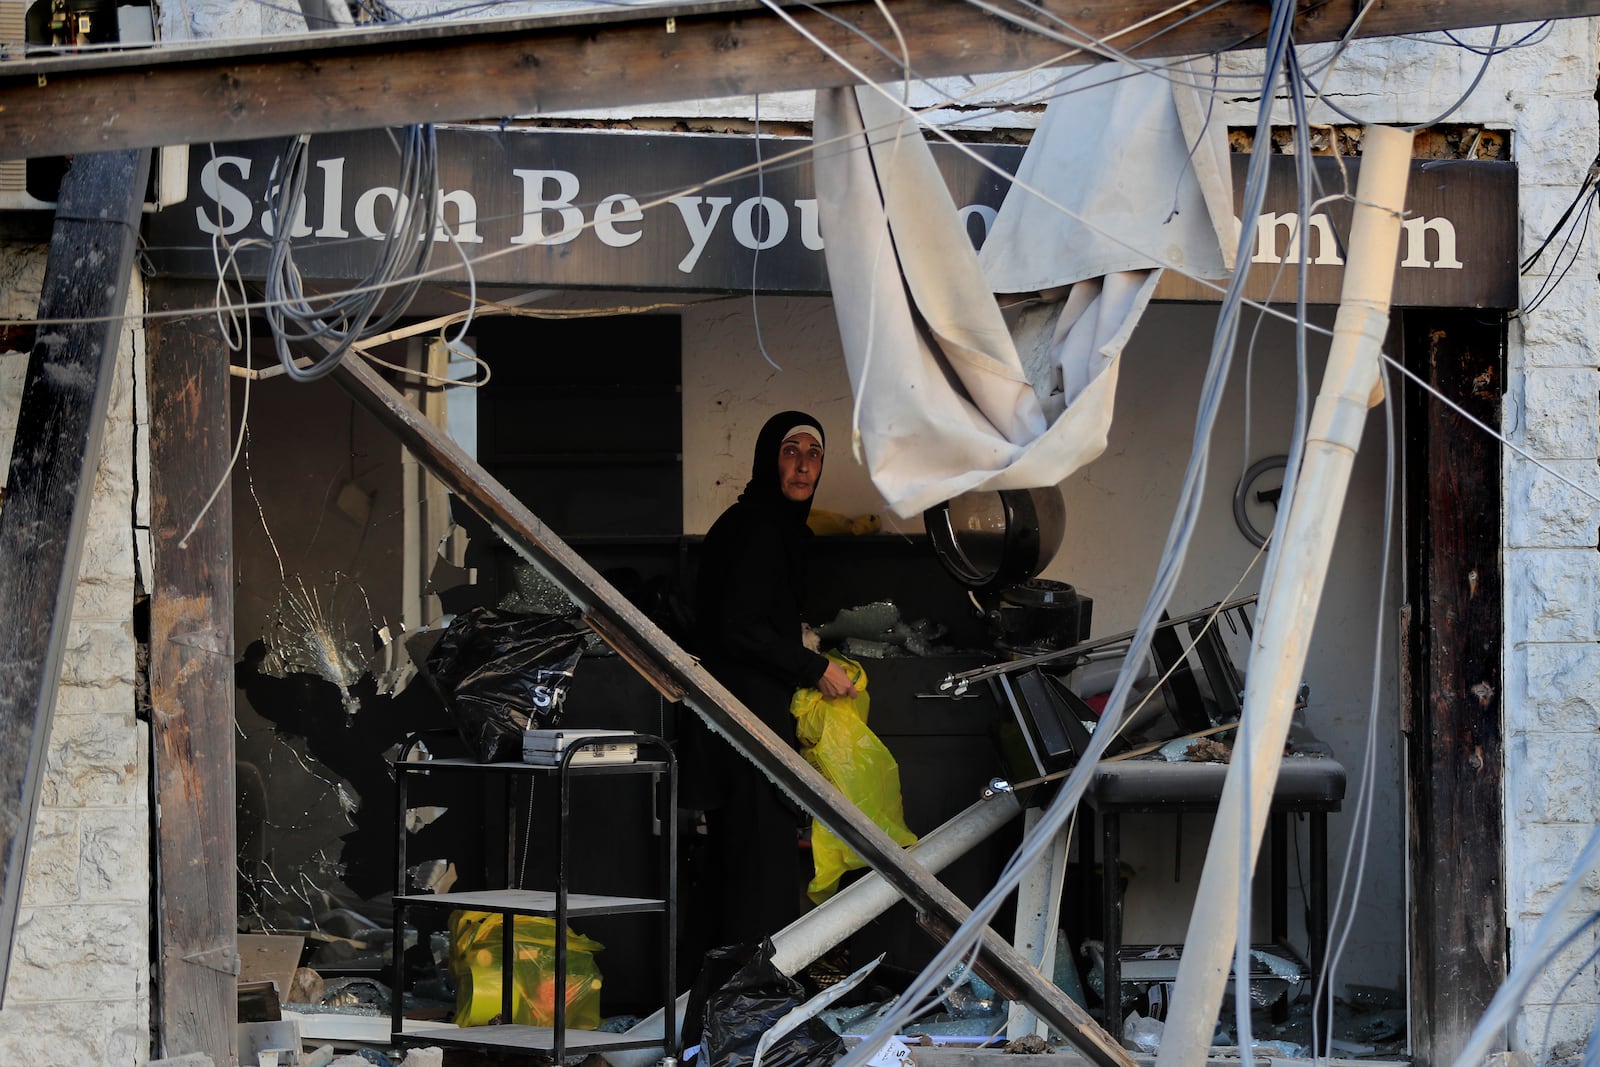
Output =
[
  {"x1": 0, "y1": 148, "x2": 150, "y2": 1004},
  {"x1": 327, "y1": 350, "x2": 1136, "y2": 1067},
  {"x1": 145, "y1": 279, "x2": 241, "y2": 1064}
]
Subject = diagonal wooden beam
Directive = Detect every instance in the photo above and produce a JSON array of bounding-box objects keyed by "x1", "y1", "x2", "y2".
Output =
[
  {"x1": 3, "y1": 0, "x2": 1599, "y2": 161},
  {"x1": 326, "y1": 348, "x2": 1137, "y2": 1067},
  {"x1": 0, "y1": 148, "x2": 151, "y2": 1005}
]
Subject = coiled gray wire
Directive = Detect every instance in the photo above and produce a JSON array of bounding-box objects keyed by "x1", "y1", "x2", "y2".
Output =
[{"x1": 264, "y1": 122, "x2": 440, "y2": 382}]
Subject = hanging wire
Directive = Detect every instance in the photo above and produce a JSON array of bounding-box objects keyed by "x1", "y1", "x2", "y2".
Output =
[
  {"x1": 262, "y1": 123, "x2": 440, "y2": 381},
  {"x1": 748, "y1": 93, "x2": 783, "y2": 372},
  {"x1": 1520, "y1": 161, "x2": 1600, "y2": 274},
  {"x1": 1521, "y1": 190, "x2": 1597, "y2": 317},
  {"x1": 1313, "y1": 356, "x2": 1398, "y2": 1055}
]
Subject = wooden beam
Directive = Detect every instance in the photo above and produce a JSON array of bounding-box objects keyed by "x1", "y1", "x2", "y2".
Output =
[
  {"x1": 1402, "y1": 310, "x2": 1507, "y2": 1067},
  {"x1": 326, "y1": 348, "x2": 1138, "y2": 1067},
  {"x1": 3, "y1": 0, "x2": 1600, "y2": 161},
  {"x1": 145, "y1": 280, "x2": 238, "y2": 1063},
  {"x1": 0, "y1": 148, "x2": 150, "y2": 1005}
]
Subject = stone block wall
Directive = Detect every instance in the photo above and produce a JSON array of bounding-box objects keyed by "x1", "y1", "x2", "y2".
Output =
[
  {"x1": 1499, "y1": 20, "x2": 1600, "y2": 1054},
  {"x1": 0, "y1": 245, "x2": 151, "y2": 1064}
]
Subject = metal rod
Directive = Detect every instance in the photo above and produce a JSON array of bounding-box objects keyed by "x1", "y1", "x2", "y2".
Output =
[{"x1": 941, "y1": 595, "x2": 1259, "y2": 692}]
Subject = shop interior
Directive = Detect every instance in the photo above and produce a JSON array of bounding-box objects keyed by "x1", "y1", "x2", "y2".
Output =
[{"x1": 228, "y1": 287, "x2": 1410, "y2": 1057}]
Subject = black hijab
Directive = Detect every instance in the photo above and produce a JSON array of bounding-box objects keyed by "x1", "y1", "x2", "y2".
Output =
[{"x1": 737, "y1": 409, "x2": 826, "y2": 524}]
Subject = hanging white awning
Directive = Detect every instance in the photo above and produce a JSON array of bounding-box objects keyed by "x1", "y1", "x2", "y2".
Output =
[{"x1": 813, "y1": 62, "x2": 1236, "y2": 518}]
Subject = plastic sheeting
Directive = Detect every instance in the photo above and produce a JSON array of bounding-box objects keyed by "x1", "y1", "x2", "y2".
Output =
[
  {"x1": 812, "y1": 63, "x2": 1234, "y2": 517},
  {"x1": 790, "y1": 654, "x2": 917, "y2": 902},
  {"x1": 424, "y1": 607, "x2": 586, "y2": 762}
]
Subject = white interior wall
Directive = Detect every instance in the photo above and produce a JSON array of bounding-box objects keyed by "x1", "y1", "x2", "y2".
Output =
[
  {"x1": 681, "y1": 294, "x2": 1405, "y2": 994},
  {"x1": 681, "y1": 293, "x2": 909, "y2": 535}
]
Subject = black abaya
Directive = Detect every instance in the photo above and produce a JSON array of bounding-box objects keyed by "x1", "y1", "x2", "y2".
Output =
[{"x1": 689, "y1": 410, "x2": 831, "y2": 947}]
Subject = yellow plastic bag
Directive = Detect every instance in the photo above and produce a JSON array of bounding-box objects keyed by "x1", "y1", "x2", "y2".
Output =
[
  {"x1": 791, "y1": 653, "x2": 918, "y2": 902},
  {"x1": 447, "y1": 910, "x2": 604, "y2": 1029}
]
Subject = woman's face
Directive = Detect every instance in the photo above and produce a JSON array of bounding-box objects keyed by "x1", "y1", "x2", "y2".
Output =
[{"x1": 777, "y1": 432, "x2": 824, "y2": 502}]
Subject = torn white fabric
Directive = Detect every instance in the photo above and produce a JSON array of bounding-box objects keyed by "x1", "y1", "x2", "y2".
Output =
[{"x1": 812, "y1": 63, "x2": 1233, "y2": 518}]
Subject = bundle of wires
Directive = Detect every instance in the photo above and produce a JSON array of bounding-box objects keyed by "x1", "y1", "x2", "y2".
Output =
[{"x1": 262, "y1": 120, "x2": 439, "y2": 382}]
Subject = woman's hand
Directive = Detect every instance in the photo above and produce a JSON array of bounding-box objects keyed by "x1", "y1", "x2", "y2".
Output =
[{"x1": 817, "y1": 659, "x2": 859, "y2": 699}]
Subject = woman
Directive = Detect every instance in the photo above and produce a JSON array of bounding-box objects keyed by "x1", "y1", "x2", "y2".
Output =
[{"x1": 690, "y1": 410, "x2": 857, "y2": 947}]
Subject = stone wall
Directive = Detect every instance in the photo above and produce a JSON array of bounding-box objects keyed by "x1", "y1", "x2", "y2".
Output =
[
  {"x1": 1501, "y1": 18, "x2": 1600, "y2": 1048},
  {"x1": 0, "y1": 245, "x2": 151, "y2": 1064}
]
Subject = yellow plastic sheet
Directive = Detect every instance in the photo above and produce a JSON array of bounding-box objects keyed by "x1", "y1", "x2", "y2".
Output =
[
  {"x1": 791, "y1": 653, "x2": 918, "y2": 902},
  {"x1": 448, "y1": 910, "x2": 604, "y2": 1029}
]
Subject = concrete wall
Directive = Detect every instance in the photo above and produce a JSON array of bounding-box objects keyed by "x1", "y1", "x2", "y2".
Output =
[{"x1": 0, "y1": 247, "x2": 150, "y2": 1064}]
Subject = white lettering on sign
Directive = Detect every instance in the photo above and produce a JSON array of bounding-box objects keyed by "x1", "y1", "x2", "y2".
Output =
[
  {"x1": 354, "y1": 186, "x2": 405, "y2": 240},
  {"x1": 1252, "y1": 212, "x2": 1344, "y2": 266},
  {"x1": 732, "y1": 196, "x2": 789, "y2": 251},
  {"x1": 1401, "y1": 216, "x2": 1463, "y2": 268},
  {"x1": 314, "y1": 157, "x2": 349, "y2": 238},
  {"x1": 958, "y1": 203, "x2": 998, "y2": 246},
  {"x1": 435, "y1": 189, "x2": 483, "y2": 244},
  {"x1": 261, "y1": 178, "x2": 314, "y2": 239},
  {"x1": 195, "y1": 155, "x2": 253, "y2": 236},
  {"x1": 594, "y1": 193, "x2": 645, "y2": 248},
  {"x1": 188, "y1": 148, "x2": 1476, "y2": 289},
  {"x1": 510, "y1": 168, "x2": 584, "y2": 245},
  {"x1": 670, "y1": 196, "x2": 733, "y2": 272},
  {"x1": 1247, "y1": 210, "x2": 1464, "y2": 270},
  {"x1": 796, "y1": 198, "x2": 824, "y2": 251}
]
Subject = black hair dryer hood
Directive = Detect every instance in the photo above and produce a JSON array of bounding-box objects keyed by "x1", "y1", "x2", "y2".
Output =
[
  {"x1": 924, "y1": 487, "x2": 1065, "y2": 594},
  {"x1": 925, "y1": 487, "x2": 1091, "y2": 655}
]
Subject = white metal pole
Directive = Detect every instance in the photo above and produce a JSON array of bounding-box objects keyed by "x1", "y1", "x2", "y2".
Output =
[{"x1": 1154, "y1": 123, "x2": 1412, "y2": 1067}]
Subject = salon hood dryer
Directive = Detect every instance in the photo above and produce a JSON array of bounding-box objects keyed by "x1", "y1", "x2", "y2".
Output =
[{"x1": 924, "y1": 487, "x2": 1091, "y2": 656}]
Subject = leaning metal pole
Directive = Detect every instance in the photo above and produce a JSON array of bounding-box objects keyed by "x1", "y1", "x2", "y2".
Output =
[
  {"x1": 327, "y1": 351, "x2": 1136, "y2": 1067},
  {"x1": 1154, "y1": 123, "x2": 1413, "y2": 1067}
]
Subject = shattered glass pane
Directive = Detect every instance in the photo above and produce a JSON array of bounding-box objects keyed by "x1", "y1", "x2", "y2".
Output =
[
  {"x1": 498, "y1": 561, "x2": 578, "y2": 615},
  {"x1": 405, "y1": 805, "x2": 448, "y2": 833},
  {"x1": 407, "y1": 858, "x2": 457, "y2": 893},
  {"x1": 258, "y1": 572, "x2": 374, "y2": 717}
]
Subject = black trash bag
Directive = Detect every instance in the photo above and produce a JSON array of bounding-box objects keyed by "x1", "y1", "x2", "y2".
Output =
[
  {"x1": 424, "y1": 606, "x2": 585, "y2": 762},
  {"x1": 691, "y1": 940, "x2": 845, "y2": 1067}
]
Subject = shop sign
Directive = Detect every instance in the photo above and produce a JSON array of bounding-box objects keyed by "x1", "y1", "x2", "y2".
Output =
[{"x1": 144, "y1": 127, "x2": 1515, "y2": 307}]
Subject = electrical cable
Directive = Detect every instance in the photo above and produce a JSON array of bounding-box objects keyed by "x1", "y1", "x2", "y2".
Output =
[
  {"x1": 1380, "y1": 351, "x2": 1600, "y2": 506},
  {"x1": 1521, "y1": 193, "x2": 1596, "y2": 317},
  {"x1": 749, "y1": 93, "x2": 782, "y2": 372},
  {"x1": 1520, "y1": 164, "x2": 1599, "y2": 273},
  {"x1": 1313, "y1": 356, "x2": 1397, "y2": 1057},
  {"x1": 262, "y1": 121, "x2": 440, "y2": 381}
]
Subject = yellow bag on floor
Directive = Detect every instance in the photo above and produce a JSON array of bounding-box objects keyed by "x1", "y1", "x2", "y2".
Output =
[
  {"x1": 448, "y1": 910, "x2": 604, "y2": 1029},
  {"x1": 791, "y1": 653, "x2": 918, "y2": 902}
]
